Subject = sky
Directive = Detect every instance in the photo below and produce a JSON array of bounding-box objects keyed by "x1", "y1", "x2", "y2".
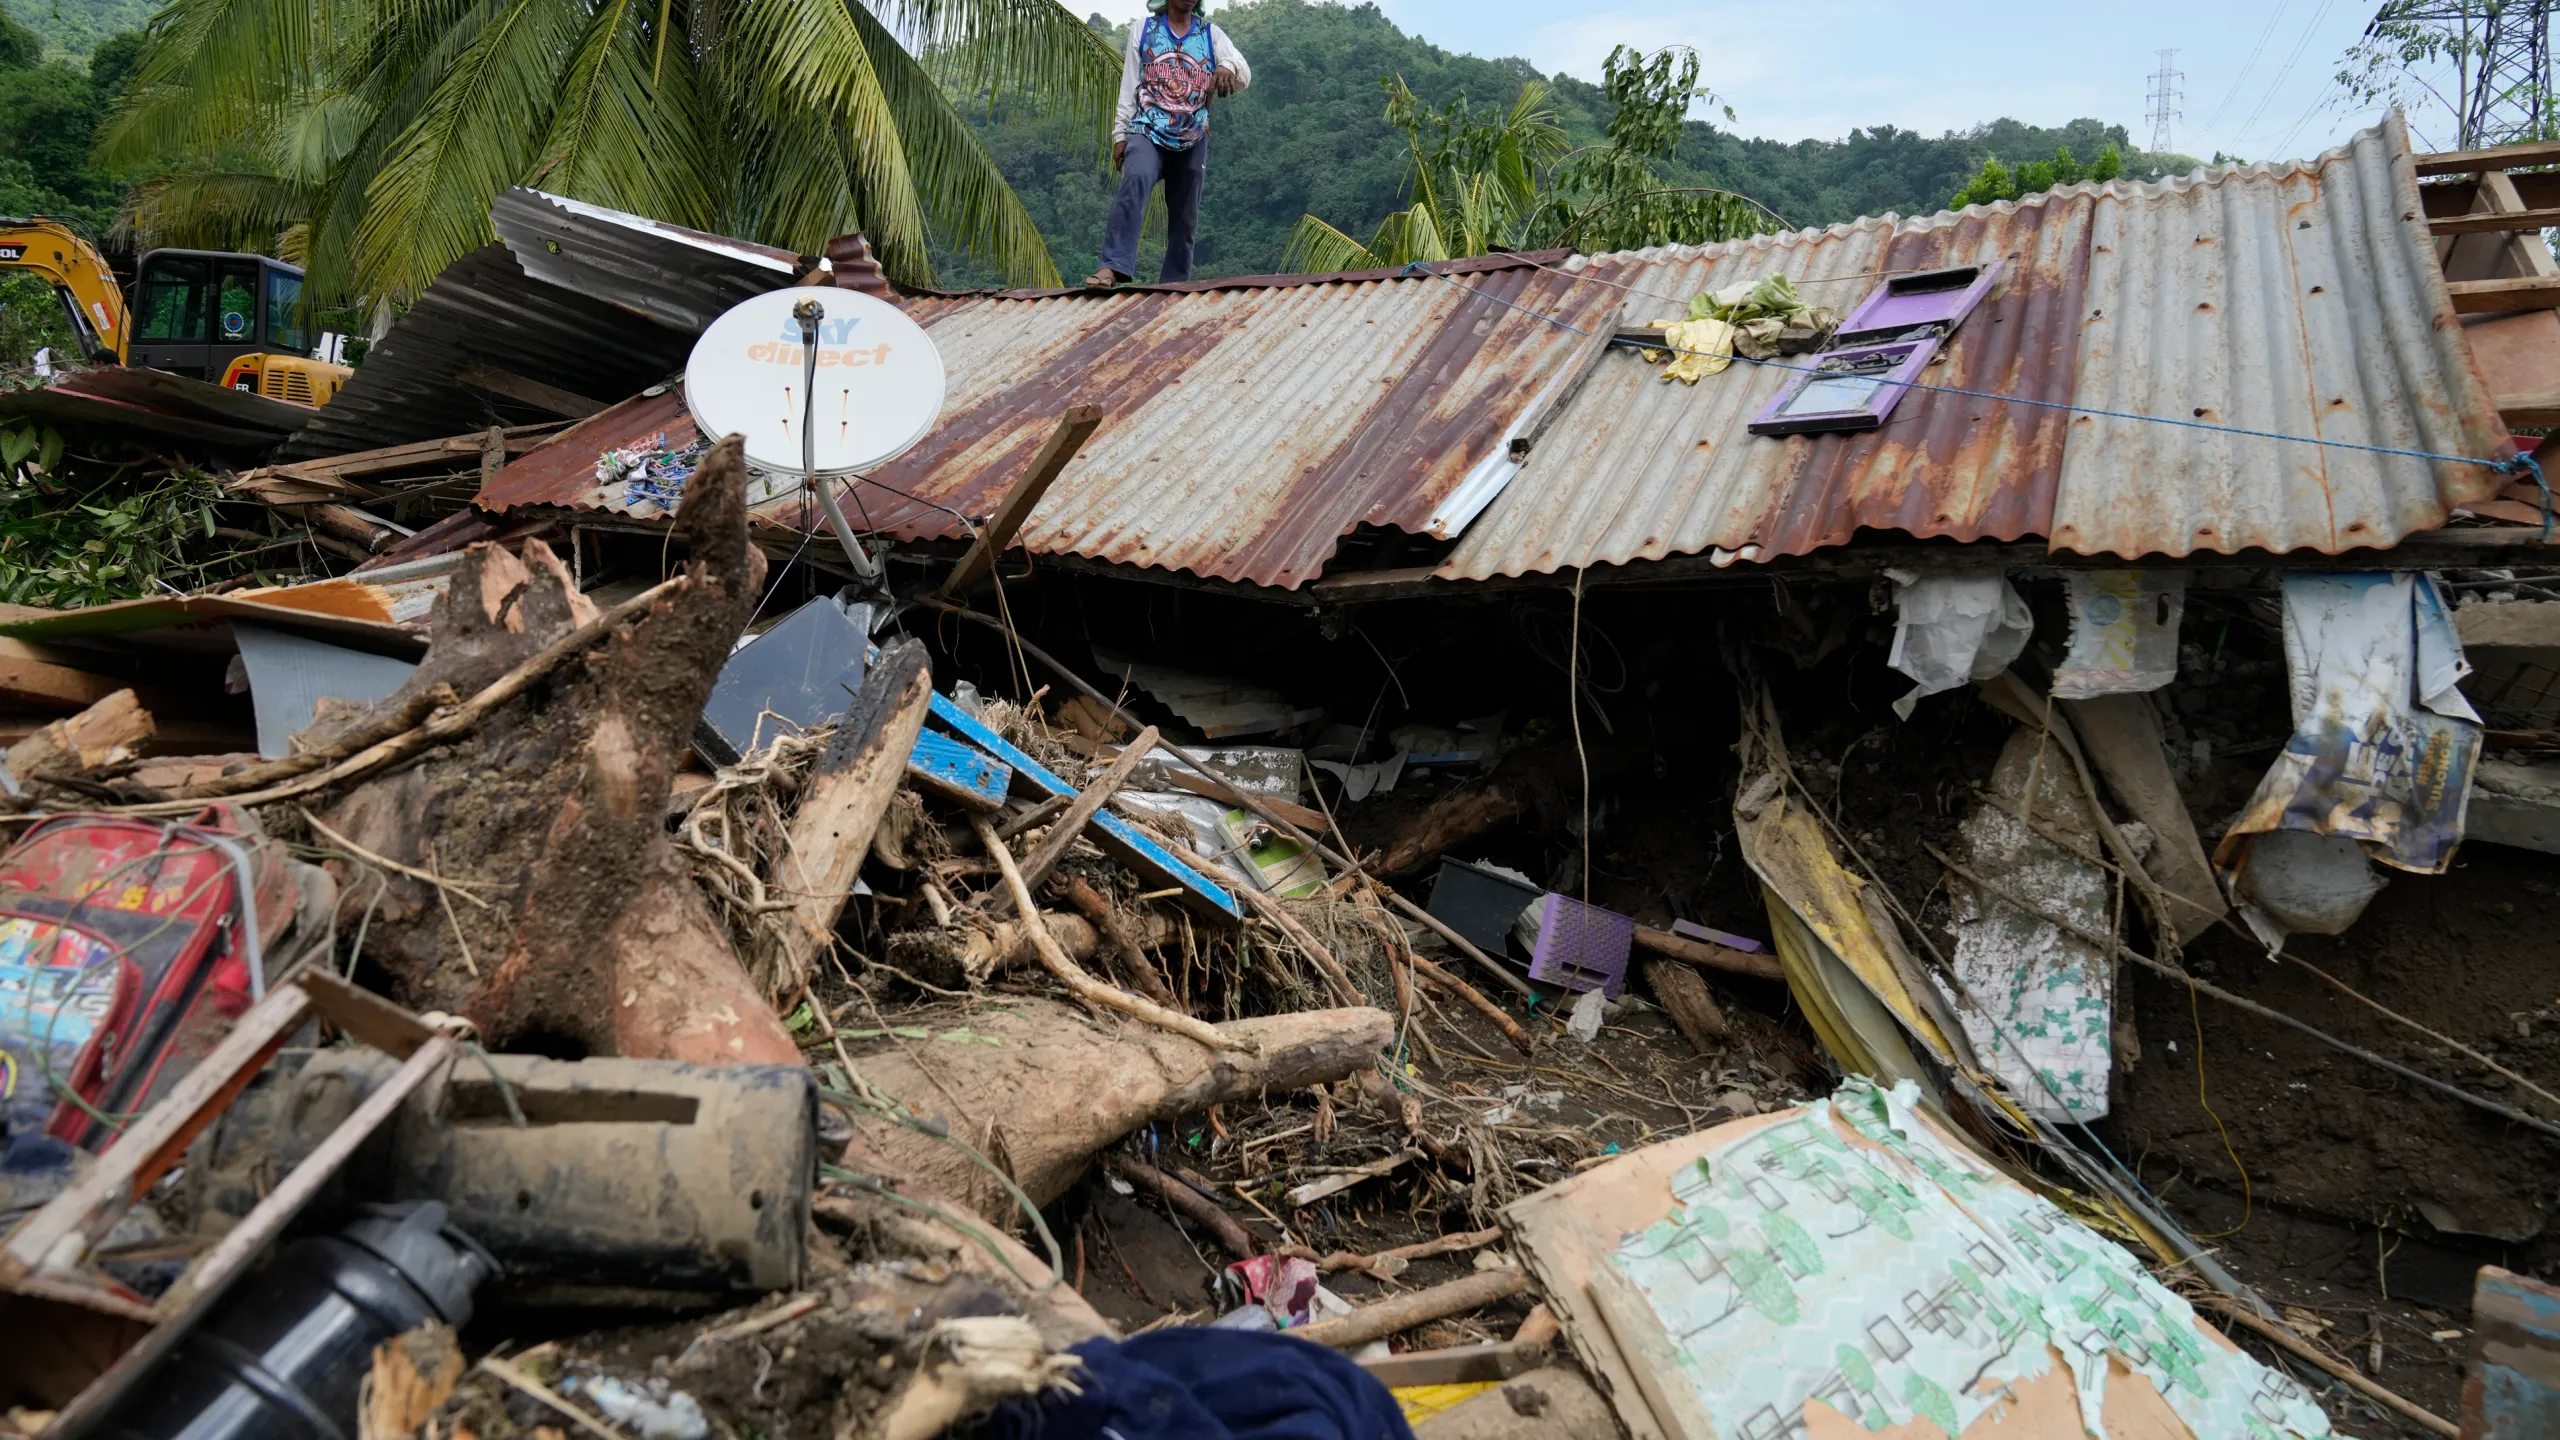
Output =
[{"x1": 1098, "y1": 0, "x2": 2447, "y2": 164}]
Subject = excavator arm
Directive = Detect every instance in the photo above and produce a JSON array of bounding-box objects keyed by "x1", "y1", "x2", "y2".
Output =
[{"x1": 0, "y1": 219, "x2": 128, "y2": 364}]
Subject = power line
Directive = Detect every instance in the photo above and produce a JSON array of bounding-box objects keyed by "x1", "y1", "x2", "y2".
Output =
[
  {"x1": 2205, "y1": 1, "x2": 2295, "y2": 134},
  {"x1": 2233, "y1": 0, "x2": 2342, "y2": 149},
  {"x1": 2147, "y1": 48, "x2": 2187, "y2": 152}
]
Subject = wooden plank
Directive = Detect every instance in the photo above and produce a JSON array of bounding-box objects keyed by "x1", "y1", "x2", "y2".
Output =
[
  {"x1": 774, "y1": 640, "x2": 933, "y2": 990},
  {"x1": 2416, "y1": 139, "x2": 2560, "y2": 175},
  {"x1": 149, "y1": 1034, "x2": 456, "y2": 1320},
  {"x1": 2448, "y1": 276, "x2": 2560, "y2": 313},
  {"x1": 2466, "y1": 1265, "x2": 2560, "y2": 1439},
  {"x1": 2431, "y1": 206, "x2": 2560, "y2": 234},
  {"x1": 1161, "y1": 767, "x2": 1331, "y2": 833},
  {"x1": 0, "y1": 639, "x2": 129, "y2": 712},
  {"x1": 1631, "y1": 923, "x2": 1786, "y2": 981},
  {"x1": 1643, "y1": 958, "x2": 1730, "y2": 1054},
  {"x1": 298, "y1": 967, "x2": 437, "y2": 1057},
  {"x1": 938, "y1": 404, "x2": 1103, "y2": 598},
  {"x1": 2498, "y1": 390, "x2": 2560, "y2": 425},
  {"x1": 907, "y1": 727, "x2": 1010, "y2": 810},
  {"x1": 459, "y1": 361, "x2": 606, "y2": 419},
  {"x1": 927, "y1": 692, "x2": 1241, "y2": 920},
  {"x1": 0, "y1": 979, "x2": 312, "y2": 1282},
  {"x1": 1355, "y1": 1337, "x2": 1545, "y2": 1388},
  {"x1": 1001, "y1": 724, "x2": 1159, "y2": 908}
]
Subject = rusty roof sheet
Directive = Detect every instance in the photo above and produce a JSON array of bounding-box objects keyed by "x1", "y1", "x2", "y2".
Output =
[
  {"x1": 1436, "y1": 110, "x2": 2511, "y2": 580},
  {"x1": 485, "y1": 252, "x2": 1614, "y2": 589},
  {"x1": 474, "y1": 112, "x2": 2509, "y2": 585}
]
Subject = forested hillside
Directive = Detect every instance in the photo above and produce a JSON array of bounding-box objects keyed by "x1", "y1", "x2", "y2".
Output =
[
  {"x1": 936, "y1": 0, "x2": 2195, "y2": 286},
  {"x1": 3, "y1": 0, "x2": 148, "y2": 60}
]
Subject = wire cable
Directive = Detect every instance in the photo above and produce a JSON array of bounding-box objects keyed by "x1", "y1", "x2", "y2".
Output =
[{"x1": 1402, "y1": 259, "x2": 2554, "y2": 538}]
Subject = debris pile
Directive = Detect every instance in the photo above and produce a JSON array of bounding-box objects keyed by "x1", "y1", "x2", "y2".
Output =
[{"x1": 9, "y1": 122, "x2": 2560, "y2": 1440}]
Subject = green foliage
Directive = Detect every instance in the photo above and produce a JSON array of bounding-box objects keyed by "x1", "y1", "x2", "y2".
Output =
[
  {"x1": 1950, "y1": 141, "x2": 2125, "y2": 208},
  {"x1": 0, "y1": 9, "x2": 39, "y2": 67},
  {"x1": 0, "y1": 268, "x2": 78, "y2": 362},
  {"x1": 0, "y1": 0, "x2": 155, "y2": 62},
  {"x1": 0, "y1": 434, "x2": 240, "y2": 607},
  {"x1": 1948, "y1": 157, "x2": 2014, "y2": 208},
  {"x1": 1284, "y1": 43, "x2": 1778, "y2": 270},
  {"x1": 100, "y1": 0, "x2": 1117, "y2": 301},
  {"x1": 935, "y1": 2, "x2": 2184, "y2": 285}
]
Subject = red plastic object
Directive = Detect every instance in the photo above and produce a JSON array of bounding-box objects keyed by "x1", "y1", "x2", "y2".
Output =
[{"x1": 0, "y1": 806, "x2": 295, "y2": 1150}]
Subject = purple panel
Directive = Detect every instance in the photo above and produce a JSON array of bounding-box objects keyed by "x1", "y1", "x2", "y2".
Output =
[
  {"x1": 1527, "y1": 893, "x2": 1634, "y2": 997},
  {"x1": 1671, "y1": 919, "x2": 1767, "y2": 954},
  {"x1": 1835, "y1": 259, "x2": 2007, "y2": 344},
  {"x1": 1747, "y1": 337, "x2": 1942, "y2": 437}
]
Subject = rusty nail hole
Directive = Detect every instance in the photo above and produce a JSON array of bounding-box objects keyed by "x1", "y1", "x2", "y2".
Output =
[
  {"x1": 516, "y1": 1189, "x2": 534, "y2": 1211},
  {"x1": 2193, "y1": 408, "x2": 2208, "y2": 417},
  {"x1": 2196, "y1": 302, "x2": 2213, "y2": 311},
  {"x1": 751, "y1": 1189, "x2": 767, "y2": 1210},
  {"x1": 2309, "y1": 285, "x2": 2325, "y2": 294}
]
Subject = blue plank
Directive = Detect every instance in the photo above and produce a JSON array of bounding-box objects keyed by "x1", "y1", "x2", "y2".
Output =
[
  {"x1": 907, "y1": 728, "x2": 1010, "y2": 810},
  {"x1": 2472, "y1": 1266, "x2": 2560, "y2": 1439},
  {"x1": 928, "y1": 693, "x2": 1242, "y2": 921}
]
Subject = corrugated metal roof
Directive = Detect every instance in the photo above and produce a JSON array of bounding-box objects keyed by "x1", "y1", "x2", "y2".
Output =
[
  {"x1": 484, "y1": 252, "x2": 1612, "y2": 589},
  {"x1": 491, "y1": 188, "x2": 800, "y2": 333},
  {"x1": 469, "y1": 112, "x2": 2510, "y2": 584},
  {"x1": 280, "y1": 243, "x2": 708, "y2": 459},
  {"x1": 1438, "y1": 111, "x2": 2511, "y2": 579}
]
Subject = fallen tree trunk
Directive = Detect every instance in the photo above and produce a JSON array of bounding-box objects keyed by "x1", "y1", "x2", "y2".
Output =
[
  {"x1": 310, "y1": 436, "x2": 793, "y2": 1065},
  {"x1": 841, "y1": 996, "x2": 1391, "y2": 1221},
  {"x1": 3, "y1": 689, "x2": 152, "y2": 801}
]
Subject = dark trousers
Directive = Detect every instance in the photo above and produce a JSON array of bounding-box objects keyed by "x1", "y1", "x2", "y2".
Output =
[{"x1": 1101, "y1": 134, "x2": 1208, "y2": 282}]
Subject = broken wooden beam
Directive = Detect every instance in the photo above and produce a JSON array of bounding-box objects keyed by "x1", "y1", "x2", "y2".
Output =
[
  {"x1": 776, "y1": 639, "x2": 933, "y2": 995},
  {"x1": 2430, "y1": 205, "x2": 2560, "y2": 234},
  {"x1": 1644, "y1": 959, "x2": 1731, "y2": 1056},
  {"x1": 2447, "y1": 275, "x2": 2560, "y2": 314},
  {"x1": 1288, "y1": 1268, "x2": 1531, "y2": 1350},
  {"x1": 1000, "y1": 724, "x2": 1159, "y2": 909},
  {"x1": 1109, "y1": 1154, "x2": 1258, "y2": 1259},
  {"x1": 907, "y1": 728, "x2": 1010, "y2": 810},
  {"x1": 3, "y1": 688, "x2": 152, "y2": 795},
  {"x1": 939, "y1": 405, "x2": 1103, "y2": 598},
  {"x1": 2415, "y1": 138, "x2": 2560, "y2": 175},
  {"x1": 458, "y1": 361, "x2": 606, "y2": 419},
  {"x1": 1632, "y1": 923, "x2": 1785, "y2": 980},
  {"x1": 928, "y1": 693, "x2": 1240, "y2": 920}
]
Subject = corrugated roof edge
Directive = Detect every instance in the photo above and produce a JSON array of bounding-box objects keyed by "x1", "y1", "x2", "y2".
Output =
[{"x1": 897, "y1": 248, "x2": 1575, "y2": 303}]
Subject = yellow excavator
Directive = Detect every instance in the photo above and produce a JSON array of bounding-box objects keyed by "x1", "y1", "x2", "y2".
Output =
[{"x1": 0, "y1": 218, "x2": 353, "y2": 407}]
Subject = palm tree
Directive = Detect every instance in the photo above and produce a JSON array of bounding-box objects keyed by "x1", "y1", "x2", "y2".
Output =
[
  {"x1": 99, "y1": 0, "x2": 1114, "y2": 302},
  {"x1": 1284, "y1": 46, "x2": 1782, "y2": 273}
]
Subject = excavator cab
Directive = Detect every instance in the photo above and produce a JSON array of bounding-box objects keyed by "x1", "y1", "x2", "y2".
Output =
[
  {"x1": 126, "y1": 249, "x2": 349, "y2": 406},
  {"x1": 130, "y1": 250, "x2": 302, "y2": 380}
]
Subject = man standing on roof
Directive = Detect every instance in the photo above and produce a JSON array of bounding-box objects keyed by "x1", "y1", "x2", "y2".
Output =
[{"x1": 1086, "y1": 0, "x2": 1248, "y2": 288}]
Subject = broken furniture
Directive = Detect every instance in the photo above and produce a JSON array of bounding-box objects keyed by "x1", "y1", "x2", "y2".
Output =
[{"x1": 0, "y1": 970, "x2": 461, "y2": 1431}]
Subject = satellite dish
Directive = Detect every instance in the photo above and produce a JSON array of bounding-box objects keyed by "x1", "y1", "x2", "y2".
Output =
[{"x1": 683, "y1": 288, "x2": 945, "y2": 477}]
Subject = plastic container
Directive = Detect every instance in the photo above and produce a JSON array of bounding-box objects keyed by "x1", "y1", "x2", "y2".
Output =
[
  {"x1": 99, "y1": 1201, "x2": 496, "y2": 1440},
  {"x1": 1425, "y1": 858, "x2": 1541, "y2": 960}
]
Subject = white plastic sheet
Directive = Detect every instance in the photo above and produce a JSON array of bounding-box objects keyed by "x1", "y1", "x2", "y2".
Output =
[{"x1": 1885, "y1": 570, "x2": 2032, "y2": 719}]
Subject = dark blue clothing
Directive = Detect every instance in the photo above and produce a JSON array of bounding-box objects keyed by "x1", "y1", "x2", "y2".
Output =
[
  {"x1": 1101, "y1": 135, "x2": 1209, "y2": 284},
  {"x1": 975, "y1": 1328, "x2": 1414, "y2": 1440}
]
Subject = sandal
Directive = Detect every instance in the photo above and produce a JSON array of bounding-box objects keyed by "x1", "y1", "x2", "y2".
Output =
[{"x1": 1082, "y1": 268, "x2": 1124, "y2": 288}]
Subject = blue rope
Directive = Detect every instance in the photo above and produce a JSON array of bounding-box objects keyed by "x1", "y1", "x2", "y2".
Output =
[{"x1": 1403, "y1": 260, "x2": 2555, "y2": 541}]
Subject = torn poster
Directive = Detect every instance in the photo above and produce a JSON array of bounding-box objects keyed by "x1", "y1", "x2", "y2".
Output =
[
  {"x1": 2052, "y1": 571, "x2": 2184, "y2": 698},
  {"x1": 1600, "y1": 1079, "x2": 2332, "y2": 1440},
  {"x1": 2218, "y1": 573, "x2": 2480, "y2": 884},
  {"x1": 1886, "y1": 571, "x2": 2031, "y2": 719},
  {"x1": 1945, "y1": 728, "x2": 2115, "y2": 1122}
]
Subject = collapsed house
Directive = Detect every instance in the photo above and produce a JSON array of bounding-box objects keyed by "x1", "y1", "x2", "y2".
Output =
[{"x1": 2, "y1": 111, "x2": 2558, "y2": 1440}]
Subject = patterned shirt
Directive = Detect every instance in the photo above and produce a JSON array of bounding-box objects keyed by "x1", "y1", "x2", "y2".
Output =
[{"x1": 1114, "y1": 13, "x2": 1250, "y2": 150}]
